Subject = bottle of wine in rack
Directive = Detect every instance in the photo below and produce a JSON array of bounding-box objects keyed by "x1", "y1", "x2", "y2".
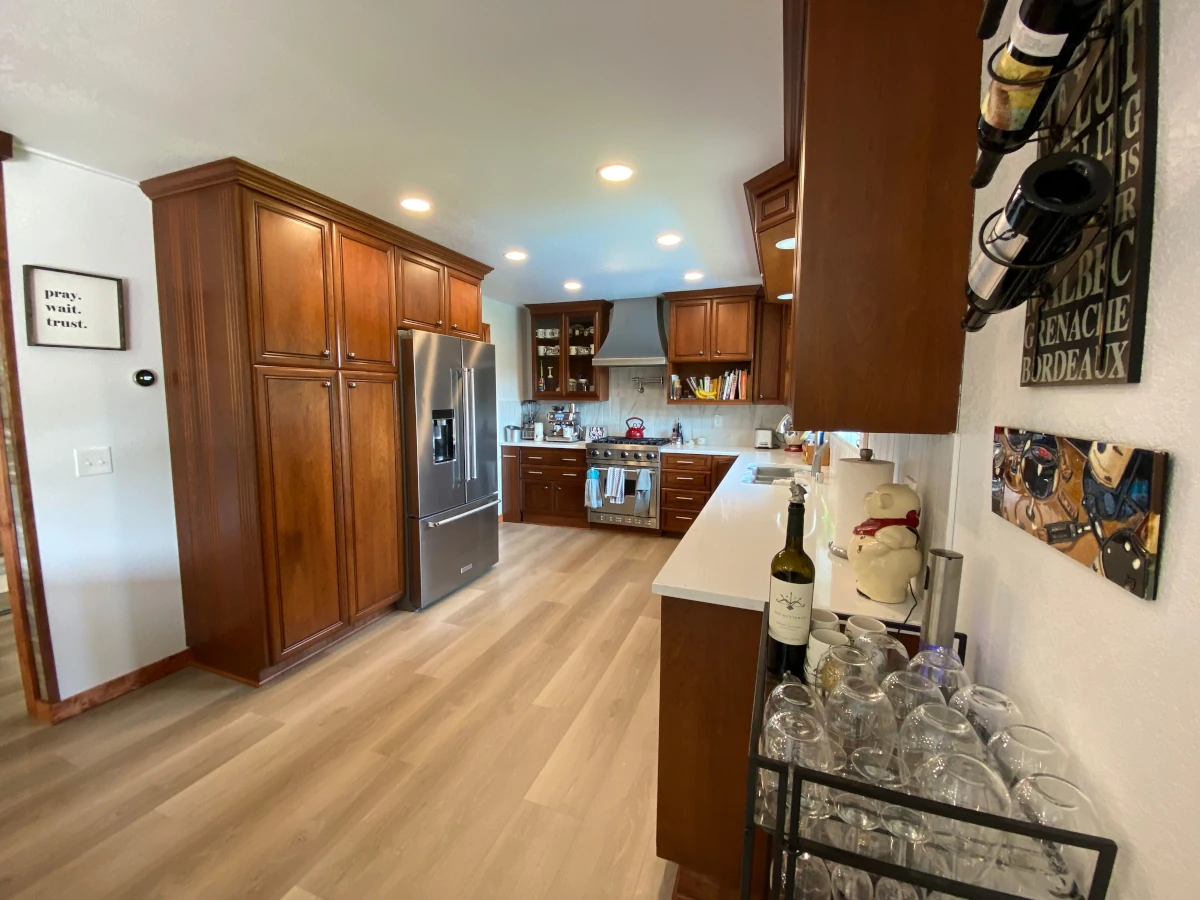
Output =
[
  {"x1": 766, "y1": 477, "x2": 815, "y2": 680},
  {"x1": 963, "y1": 151, "x2": 1112, "y2": 332},
  {"x1": 971, "y1": 0, "x2": 1104, "y2": 188}
]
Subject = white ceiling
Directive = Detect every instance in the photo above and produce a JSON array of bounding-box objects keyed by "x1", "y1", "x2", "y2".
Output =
[{"x1": 0, "y1": 0, "x2": 783, "y2": 305}]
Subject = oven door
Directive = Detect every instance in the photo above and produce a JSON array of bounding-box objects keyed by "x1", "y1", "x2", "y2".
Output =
[{"x1": 589, "y1": 466, "x2": 659, "y2": 527}]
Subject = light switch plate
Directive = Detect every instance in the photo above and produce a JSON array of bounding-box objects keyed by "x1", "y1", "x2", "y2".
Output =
[
  {"x1": 75, "y1": 447, "x2": 113, "y2": 477},
  {"x1": 713, "y1": 414, "x2": 723, "y2": 428}
]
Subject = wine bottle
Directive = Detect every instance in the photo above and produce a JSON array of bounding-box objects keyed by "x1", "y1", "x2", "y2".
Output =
[
  {"x1": 963, "y1": 151, "x2": 1111, "y2": 332},
  {"x1": 767, "y1": 478, "x2": 816, "y2": 680},
  {"x1": 971, "y1": 0, "x2": 1103, "y2": 188},
  {"x1": 977, "y1": 0, "x2": 1010, "y2": 40}
]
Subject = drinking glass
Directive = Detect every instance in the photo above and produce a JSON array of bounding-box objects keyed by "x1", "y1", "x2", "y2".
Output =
[
  {"x1": 949, "y1": 684, "x2": 1023, "y2": 744},
  {"x1": 875, "y1": 878, "x2": 922, "y2": 900},
  {"x1": 780, "y1": 854, "x2": 832, "y2": 900},
  {"x1": 1009, "y1": 774, "x2": 1099, "y2": 898},
  {"x1": 757, "y1": 710, "x2": 834, "y2": 828},
  {"x1": 830, "y1": 864, "x2": 873, "y2": 900},
  {"x1": 765, "y1": 679, "x2": 827, "y2": 726},
  {"x1": 814, "y1": 645, "x2": 878, "y2": 697},
  {"x1": 898, "y1": 703, "x2": 984, "y2": 780},
  {"x1": 824, "y1": 676, "x2": 898, "y2": 765},
  {"x1": 852, "y1": 631, "x2": 911, "y2": 677},
  {"x1": 881, "y1": 670, "x2": 945, "y2": 728},
  {"x1": 906, "y1": 649, "x2": 971, "y2": 700},
  {"x1": 988, "y1": 724, "x2": 1069, "y2": 787},
  {"x1": 913, "y1": 753, "x2": 1011, "y2": 885}
]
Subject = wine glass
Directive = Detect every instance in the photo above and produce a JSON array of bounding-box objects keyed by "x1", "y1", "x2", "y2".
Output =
[
  {"x1": 824, "y1": 676, "x2": 898, "y2": 766},
  {"x1": 898, "y1": 703, "x2": 984, "y2": 780},
  {"x1": 764, "y1": 679, "x2": 827, "y2": 726},
  {"x1": 907, "y1": 649, "x2": 971, "y2": 700},
  {"x1": 881, "y1": 670, "x2": 946, "y2": 728},
  {"x1": 852, "y1": 631, "x2": 911, "y2": 678},
  {"x1": 830, "y1": 864, "x2": 873, "y2": 900},
  {"x1": 757, "y1": 710, "x2": 834, "y2": 828},
  {"x1": 780, "y1": 854, "x2": 832, "y2": 900},
  {"x1": 988, "y1": 724, "x2": 1069, "y2": 787},
  {"x1": 814, "y1": 645, "x2": 878, "y2": 698},
  {"x1": 913, "y1": 753, "x2": 1011, "y2": 885},
  {"x1": 949, "y1": 684, "x2": 1023, "y2": 744},
  {"x1": 1008, "y1": 774, "x2": 1099, "y2": 898},
  {"x1": 876, "y1": 878, "x2": 922, "y2": 900}
]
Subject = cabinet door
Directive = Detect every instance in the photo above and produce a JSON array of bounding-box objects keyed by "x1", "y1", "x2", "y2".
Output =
[
  {"x1": 334, "y1": 225, "x2": 397, "y2": 369},
  {"x1": 710, "y1": 297, "x2": 755, "y2": 360},
  {"x1": 531, "y1": 311, "x2": 566, "y2": 398},
  {"x1": 447, "y1": 269, "x2": 483, "y2": 340},
  {"x1": 502, "y1": 451, "x2": 521, "y2": 523},
  {"x1": 341, "y1": 373, "x2": 404, "y2": 621},
  {"x1": 552, "y1": 482, "x2": 586, "y2": 520},
  {"x1": 245, "y1": 192, "x2": 335, "y2": 367},
  {"x1": 669, "y1": 300, "x2": 710, "y2": 361},
  {"x1": 521, "y1": 480, "x2": 554, "y2": 516},
  {"x1": 255, "y1": 367, "x2": 347, "y2": 660},
  {"x1": 398, "y1": 252, "x2": 446, "y2": 332},
  {"x1": 712, "y1": 455, "x2": 738, "y2": 489},
  {"x1": 754, "y1": 301, "x2": 791, "y2": 403}
]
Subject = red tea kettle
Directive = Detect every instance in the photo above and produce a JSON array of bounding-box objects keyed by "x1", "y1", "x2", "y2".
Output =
[{"x1": 625, "y1": 417, "x2": 646, "y2": 438}]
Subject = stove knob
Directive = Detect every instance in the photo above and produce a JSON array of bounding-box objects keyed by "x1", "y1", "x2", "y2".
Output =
[
  {"x1": 646, "y1": 452, "x2": 656, "y2": 460},
  {"x1": 634, "y1": 452, "x2": 643, "y2": 460},
  {"x1": 621, "y1": 451, "x2": 630, "y2": 459},
  {"x1": 604, "y1": 450, "x2": 613, "y2": 458}
]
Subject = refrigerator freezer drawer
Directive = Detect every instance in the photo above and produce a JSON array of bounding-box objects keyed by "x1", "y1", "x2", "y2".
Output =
[{"x1": 407, "y1": 496, "x2": 499, "y2": 609}]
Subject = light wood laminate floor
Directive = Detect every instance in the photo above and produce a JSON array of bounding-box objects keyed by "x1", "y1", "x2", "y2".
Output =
[{"x1": 0, "y1": 523, "x2": 679, "y2": 900}]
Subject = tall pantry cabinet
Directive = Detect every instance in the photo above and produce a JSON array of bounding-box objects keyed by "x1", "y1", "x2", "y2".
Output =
[{"x1": 142, "y1": 158, "x2": 491, "y2": 684}]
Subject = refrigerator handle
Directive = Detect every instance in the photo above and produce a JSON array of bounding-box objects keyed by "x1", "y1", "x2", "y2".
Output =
[
  {"x1": 462, "y1": 366, "x2": 474, "y2": 482},
  {"x1": 468, "y1": 367, "x2": 479, "y2": 482}
]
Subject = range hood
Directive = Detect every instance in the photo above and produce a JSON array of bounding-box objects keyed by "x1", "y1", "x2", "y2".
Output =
[{"x1": 592, "y1": 297, "x2": 668, "y2": 367}]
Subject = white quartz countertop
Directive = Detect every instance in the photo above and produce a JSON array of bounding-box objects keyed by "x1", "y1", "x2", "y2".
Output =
[
  {"x1": 659, "y1": 443, "x2": 753, "y2": 457},
  {"x1": 652, "y1": 450, "x2": 917, "y2": 621},
  {"x1": 500, "y1": 439, "x2": 585, "y2": 448}
]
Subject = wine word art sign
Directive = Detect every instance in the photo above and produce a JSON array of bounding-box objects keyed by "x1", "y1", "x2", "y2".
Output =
[
  {"x1": 1022, "y1": 0, "x2": 1158, "y2": 386},
  {"x1": 24, "y1": 266, "x2": 127, "y2": 351},
  {"x1": 992, "y1": 426, "x2": 1167, "y2": 600}
]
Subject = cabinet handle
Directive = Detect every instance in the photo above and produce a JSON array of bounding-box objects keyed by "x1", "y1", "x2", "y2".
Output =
[
  {"x1": 527, "y1": 455, "x2": 543, "y2": 460},
  {"x1": 675, "y1": 515, "x2": 694, "y2": 521},
  {"x1": 676, "y1": 476, "x2": 694, "y2": 481},
  {"x1": 715, "y1": 349, "x2": 722, "y2": 356},
  {"x1": 676, "y1": 496, "x2": 694, "y2": 501},
  {"x1": 677, "y1": 460, "x2": 694, "y2": 465},
  {"x1": 348, "y1": 382, "x2": 357, "y2": 388},
  {"x1": 759, "y1": 393, "x2": 764, "y2": 399},
  {"x1": 347, "y1": 351, "x2": 356, "y2": 359},
  {"x1": 436, "y1": 319, "x2": 444, "y2": 327},
  {"x1": 321, "y1": 349, "x2": 330, "y2": 357},
  {"x1": 528, "y1": 470, "x2": 543, "y2": 475},
  {"x1": 563, "y1": 472, "x2": 578, "y2": 477},
  {"x1": 322, "y1": 381, "x2": 331, "y2": 387},
  {"x1": 451, "y1": 323, "x2": 458, "y2": 330}
]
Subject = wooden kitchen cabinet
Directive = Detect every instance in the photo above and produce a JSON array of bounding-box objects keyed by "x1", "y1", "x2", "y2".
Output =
[
  {"x1": 340, "y1": 372, "x2": 404, "y2": 621},
  {"x1": 667, "y1": 299, "x2": 710, "y2": 362},
  {"x1": 552, "y1": 482, "x2": 586, "y2": 521},
  {"x1": 712, "y1": 455, "x2": 738, "y2": 489},
  {"x1": 520, "y1": 480, "x2": 555, "y2": 517},
  {"x1": 663, "y1": 287, "x2": 761, "y2": 406},
  {"x1": 334, "y1": 225, "x2": 397, "y2": 370},
  {"x1": 143, "y1": 157, "x2": 491, "y2": 684},
  {"x1": 501, "y1": 450, "x2": 521, "y2": 523},
  {"x1": 527, "y1": 300, "x2": 612, "y2": 401},
  {"x1": 516, "y1": 445, "x2": 590, "y2": 528},
  {"x1": 447, "y1": 269, "x2": 483, "y2": 340},
  {"x1": 753, "y1": 300, "x2": 792, "y2": 405},
  {"x1": 244, "y1": 192, "x2": 336, "y2": 367},
  {"x1": 710, "y1": 296, "x2": 755, "y2": 360},
  {"x1": 255, "y1": 367, "x2": 348, "y2": 659}
]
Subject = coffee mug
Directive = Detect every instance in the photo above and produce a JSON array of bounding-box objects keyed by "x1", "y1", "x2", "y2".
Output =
[
  {"x1": 804, "y1": 628, "x2": 849, "y2": 680},
  {"x1": 810, "y1": 609, "x2": 840, "y2": 633},
  {"x1": 845, "y1": 615, "x2": 887, "y2": 641}
]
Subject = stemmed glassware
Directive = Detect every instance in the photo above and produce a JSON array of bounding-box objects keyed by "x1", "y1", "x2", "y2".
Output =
[
  {"x1": 912, "y1": 753, "x2": 1011, "y2": 886},
  {"x1": 852, "y1": 632, "x2": 911, "y2": 678},
  {"x1": 765, "y1": 679, "x2": 827, "y2": 726},
  {"x1": 757, "y1": 710, "x2": 834, "y2": 829},
  {"x1": 950, "y1": 684, "x2": 1023, "y2": 744},
  {"x1": 814, "y1": 646, "x2": 878, "y2": 698},
  {"x1": 988, "y1": 724, "x2": 1069, "y2": 787},
  {"x1": 898, "y1": 704, "x2": 984, "y2": 780},
  {"x1": 1008, "y1": 774, "x2": 1099, "y2": 899},
  {"x1": 824, "y1": 676, "x2": 898, "y2": 766},
  {"x1": 906, "y1": 649, "x2": 971, "y2": 700},
  {"x1": 880, "y1": 670, "x2": 946, "y2": 729}
]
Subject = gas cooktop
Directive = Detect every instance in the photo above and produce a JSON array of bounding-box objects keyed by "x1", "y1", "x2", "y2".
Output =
[{"x1": 587, "y1": 437, "x2": 671, "y2": 446}]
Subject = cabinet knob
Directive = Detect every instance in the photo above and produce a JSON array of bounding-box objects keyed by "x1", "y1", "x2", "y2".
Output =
[
  {"x1": 347, "y1": 351, "x2": 356, "y2": 359},
  {"x1": 348, "y1": 382, "x2": 357, "y2": 388},
  {"x1": 451, "y1": 323, "x2": 458, "y2": 330},
  {"x1": 322, "y1": 381, "x2": 331, "y2": 387},
  {"x1": 436, "y1": 319, "x2": 444, "y2": 327},
  {"x1": 321, "y1": 349, "x2": 331, "y2": 357},
  {"x1": 715, "y1": 349, "x2": 722, "y2": 356}
]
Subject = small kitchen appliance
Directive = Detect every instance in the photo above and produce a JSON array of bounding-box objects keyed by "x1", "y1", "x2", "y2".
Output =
[
  {"x1": 546, "y1": 403, "x2": 584, "y2": 442},
  {"x1": 625, "y1": 417, "x2": 646, "y2": 438},
  {"x1": 754, "y1": 428, "x2": 773, "y2": 449}
]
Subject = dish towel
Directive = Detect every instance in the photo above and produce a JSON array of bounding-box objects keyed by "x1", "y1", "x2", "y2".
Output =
[
  {"x1": 605, "y1": 467, "x2": 625, "y2": 504},
  {"x1": 633, "y1": 468, "x2": 653, "y2": 517},
  {"x1": 585, "y1": 468, "x2": 604, "y2": 509}
]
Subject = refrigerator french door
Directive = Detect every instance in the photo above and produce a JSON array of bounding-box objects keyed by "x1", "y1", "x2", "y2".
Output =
[{"x1": 400, "y1": 330, "x2": 499, "y2": 609}]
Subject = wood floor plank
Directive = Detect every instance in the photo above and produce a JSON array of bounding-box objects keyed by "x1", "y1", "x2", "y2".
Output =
[{"x1": 456, "y1": 800, "x2": 583, "y2": 900}]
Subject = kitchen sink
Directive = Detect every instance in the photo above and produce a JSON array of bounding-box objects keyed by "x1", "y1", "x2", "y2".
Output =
[{"x1": 746, "y1": 464, "x2": 806, "y2": 485}]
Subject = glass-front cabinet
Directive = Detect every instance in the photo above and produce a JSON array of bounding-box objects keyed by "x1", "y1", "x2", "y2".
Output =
[{"x1": 528, "y1": 301, "x2": 612, "y2": 401}]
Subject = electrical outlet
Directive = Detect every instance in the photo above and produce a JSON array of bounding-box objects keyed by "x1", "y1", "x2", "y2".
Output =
[
  {"x1": 713, "y1": 414, "x2": 723, "y2": 428},
  {"x1": 75, "y1": 447, "x2": 113, "y2": 477}
]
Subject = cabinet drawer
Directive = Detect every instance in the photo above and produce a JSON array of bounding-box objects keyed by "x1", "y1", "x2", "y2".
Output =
[
  {"x1": 520, "y1": 447, "x2": 586, "y2": 468},
  {"x1": 521, "y1": 464, "x2": 586, "y2": 484},
  {"x1": 662, "y1": 509, "x2": 700, "y2": 534},
  {"x1": 662, "y1": 489, "x2": 709, "y2": 511},
  {"x1": 663, "y1": 469, "x2": 711, "y2": 490},
  {"x1": 663, "y1": 454, "x2": 712, "y2": 472}
]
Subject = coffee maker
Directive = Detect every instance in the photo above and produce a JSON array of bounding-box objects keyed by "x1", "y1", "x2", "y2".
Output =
[{"x1": 546, "y1": 403, "x2": 583, "y2": 442}]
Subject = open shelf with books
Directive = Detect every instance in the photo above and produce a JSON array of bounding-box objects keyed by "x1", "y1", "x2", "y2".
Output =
[{"x1": 668, "y1": 361, "x2": 754, "y2": 405}]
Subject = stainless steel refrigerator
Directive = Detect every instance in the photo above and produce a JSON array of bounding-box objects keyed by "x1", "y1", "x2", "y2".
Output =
[{"x1": 399, "y1": 329, "x2": 499, "y2": 609}]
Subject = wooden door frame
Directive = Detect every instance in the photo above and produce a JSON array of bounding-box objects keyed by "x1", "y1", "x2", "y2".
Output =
[{"x1": 0, "y1": 131, "x2": 62, "y2": 719}]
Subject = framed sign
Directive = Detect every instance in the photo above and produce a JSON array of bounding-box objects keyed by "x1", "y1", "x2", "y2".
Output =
[
  {"x1": 1022, "y1": 0, "x2": 1159, "y2": 386},
  {"x1": 24, "y1": 265, "x2": 127, "y2": 351}
]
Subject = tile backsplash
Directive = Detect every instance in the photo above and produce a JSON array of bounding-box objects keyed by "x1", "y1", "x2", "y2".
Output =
[{"x1": 500, "y1": 365, "x2": 789, "y2": 445}]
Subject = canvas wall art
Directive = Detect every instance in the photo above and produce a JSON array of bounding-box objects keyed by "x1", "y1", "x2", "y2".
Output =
[{"x1": 992, "y1": 426, "x2": 1167, "y2": 600}]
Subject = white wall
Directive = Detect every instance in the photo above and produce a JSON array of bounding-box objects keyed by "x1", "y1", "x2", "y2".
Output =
[
  {"x1": 484, "y1": 296, "x2": 524, "y2": 513},
  {"x1": 4, "y1": 149, "x2": 185, "y2": 699},
  {"x1": 952, "y1": 5, "x2": 1200, "y2": 896}
]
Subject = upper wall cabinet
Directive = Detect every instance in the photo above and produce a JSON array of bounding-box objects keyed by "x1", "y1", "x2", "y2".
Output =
[
  {"x1": 334, "y1": 225, "x2": 397, "y2": 370},
  {"x1": 528, "y1": 300, "x2": 612, "y2": 401},
  {"x1": 447, "y1": 269, "x2": 483, "y2": 341},
  {"x1": 744, "y1": 163, "x2": 797, "y2": 307},
  {"x1": 663, "y1": 286, "x2": 760, "y2": 363},
  {"x1": 779, "y1": 0, "x2": 979, "y2": 434},
  {"x1": 397, "y1": 251, "x2": 445, "y2": 333}
]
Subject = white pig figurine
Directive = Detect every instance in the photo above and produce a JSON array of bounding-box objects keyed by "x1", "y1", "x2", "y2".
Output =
[{"x1": 849, "y1": 484, "x2": 922, "y2": 604}]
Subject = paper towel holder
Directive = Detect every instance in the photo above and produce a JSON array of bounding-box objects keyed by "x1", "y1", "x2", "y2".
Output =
[{"x1": 829, "y1": 447, "x2": 879, "y2": 559}]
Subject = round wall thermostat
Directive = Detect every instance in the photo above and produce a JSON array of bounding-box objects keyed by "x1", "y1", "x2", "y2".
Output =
[{"x1": 133, "y1": 369, "x2": 157, "y2": 387}]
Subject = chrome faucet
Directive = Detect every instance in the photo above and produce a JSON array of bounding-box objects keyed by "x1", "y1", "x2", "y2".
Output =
[{"x1": 810, "y1": 432, "x2": 828, "y2": 482}]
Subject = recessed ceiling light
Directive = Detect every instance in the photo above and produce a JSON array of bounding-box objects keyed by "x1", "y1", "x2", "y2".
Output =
[
  {"x1": 777, "y1": 292, "x2": 794, "y2": 300},
  {"x1": 400, "y1": 197, "x2": 431, "y2": 212},
  {"x1": 564, "y1": 280, "x2": 582, "y2": 291},
  {"x1": 656, "y1": 233, "x2": 682, "y2": 247},
  {"x1": 775, "y1": 237, "x2": 797, "y2": 251},
  {"x1": 598, "y1": 163, "x2": 634, "y2": 182},
  {"x1": 504, "y1": 250, "x2": 528, "y2": 261},
  {"x1": 683, "y1": 271, "x2": 704, "y2": 282}
]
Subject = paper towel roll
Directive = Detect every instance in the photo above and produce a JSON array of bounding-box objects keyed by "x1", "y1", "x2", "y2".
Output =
[{"x1": 831, "y1": 450, "x2": 895, "y2": 557}]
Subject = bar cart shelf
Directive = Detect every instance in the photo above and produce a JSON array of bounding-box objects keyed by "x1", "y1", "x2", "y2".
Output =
[{"x1": 740, "y1": 608, "x2": 1118, "y2": 900}]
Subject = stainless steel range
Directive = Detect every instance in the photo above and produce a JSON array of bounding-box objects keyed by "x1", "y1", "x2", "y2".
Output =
[{"x1": 586, "y1": 437, "x2": 671, "y2": 530}]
